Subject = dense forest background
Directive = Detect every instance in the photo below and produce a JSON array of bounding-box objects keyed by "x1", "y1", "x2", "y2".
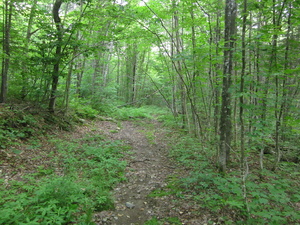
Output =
[
  {"x1": 1, "y1": 0, "x2": 299, "y2": 169},
  {"x1": 0, "y1": 0, "x2": 300, "y2": 223}
]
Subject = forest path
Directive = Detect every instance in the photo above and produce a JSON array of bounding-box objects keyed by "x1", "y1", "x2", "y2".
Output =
[{"x1": 92, "y1": 119, "x2": 183, "y2": 225}]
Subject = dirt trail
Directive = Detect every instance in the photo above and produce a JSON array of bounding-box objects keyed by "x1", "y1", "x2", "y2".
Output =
[
  {"x1": 1, "y1": 117, "x2": 206, "y2": 224},
  {"x1": 92, "y1": 120, "x2": 178, "y2": 225}
]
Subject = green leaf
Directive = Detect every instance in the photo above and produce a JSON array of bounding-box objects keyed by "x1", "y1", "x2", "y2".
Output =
[
  {"x1": 258, "y1": 198, "x2": 268, "y2": 204},
  {"x1": 12, "y1": 149, "x2": 22, "y2": 155}
]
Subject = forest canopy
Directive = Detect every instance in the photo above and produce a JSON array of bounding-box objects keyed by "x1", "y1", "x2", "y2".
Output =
[{"x1": 1, "y1": 0, "x2": 300, "y2": 170}]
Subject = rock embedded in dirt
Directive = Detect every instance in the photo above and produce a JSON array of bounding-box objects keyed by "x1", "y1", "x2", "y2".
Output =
[{"x1": 125, "y1": 202, "x2": 135, "y2": 209}]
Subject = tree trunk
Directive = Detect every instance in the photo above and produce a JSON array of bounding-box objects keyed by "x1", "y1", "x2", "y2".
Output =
[
  {"x1": 49, "y1": 0, "x2": 63, "y2": 113},
  {"x1": 64, "y1": 49, "x2": 77, "y2": 113},
  {"x1": 213, "y1": 0, "x2": 222, "y2": 141},
  {"x1": 240, "y1": 0, "x2": 248, "y2": 169},
  {"x1": 173, "y1": 2, "x2": 186, "y2": 128},
  {"x1": 0, "y1": 0, "x2": 13, "y2": 103},
  {"x1": 272, "y1": 0, "x2": 287, "y2": 170},
  {"x1": 76, "y1": 57, "x2": 85, "y2": 97},
  {"x1": 21, "y1": 0, "x2": 38, "y2": 100},
  {"x1": 218, "y1": 0, "x2": 237, "y2": 172}
]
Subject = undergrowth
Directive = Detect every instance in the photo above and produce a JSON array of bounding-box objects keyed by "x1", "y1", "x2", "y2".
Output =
[
  {"x1": 0, "y1": 104, "x2": 79, "y2": 149},
  {"x1": 0, "y1": 103, "x2": 168, "y2": 150},
  {"x1": 144, "y1": 216, "x2": 181, "y2": 225},
  {"x1": 0, "y1": 133, "x2": 129, "y2": 224},
  {"x1": 163, "y1": 132, "x2": 300, "y2": 224},
  {"x1": 111, "y1": 105, "x2": 168, "y2": 121},
  {"x1": 0, "y1": 106, "x2": 40, "y2": 148}
]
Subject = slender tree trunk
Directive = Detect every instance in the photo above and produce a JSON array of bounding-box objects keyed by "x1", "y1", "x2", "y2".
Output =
[
  {"x1": 64, "y1": 49, "x2": 77, "y2": 113},
  {"x1": 49, "y1": 0, "x2": 63, "y2": 113},
  {"x1": 272, "y1": 0, "x2": 287, "y2": 170},
  {"x1": 280, "y1": 3, "x2": 292, "y2": 143},
  {"x1": 240, "y1": 0, "x2": 248, "y2": 169},
  {"x1": 190, "y1": 4, "x2": 204, "y2": 138},
  {"x1": 253, "y1": 4, "x2": 264, "y2": 171},
  {"x1": 0, "y1": 0, "x2": 13, "y2": 103},
  {"x1": 116, "y1": 44, "x2": 121, "y2": 97},
  {"x1": 132, "y1": 59, "x2": 137, "y2": 103},
  {"x1": 21, "y1": 0, "x2": 38, "y2": 100},
  {"x1": 125, "y1": 43, "x2": 137, "y2": 103},
  {"x1": 240, "y1": 0, "x2": 250, "y2": 214},
  {"x1": 213, "y1": 0, "x2": 222, "y2": 140},
  {"x1": 76, "y1": 57, "x2": 85, "y2": 98},
  {"x1": 173, "y1": 2, "x2": 186, "y2": 128},
  {"x1": 92, "y1": 55, "x2": 101, "y2": 95},
  {"x1": 170, "y1": 13, "x2": 178, "y2": 117},
  {"x1": 218, "y1": 0, "x2": 237, "y2": 172}
]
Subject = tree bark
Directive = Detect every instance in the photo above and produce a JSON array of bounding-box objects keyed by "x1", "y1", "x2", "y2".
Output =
[
  {"x1": 271, "y1": 0, "x2": 287, "y2": 170},
  {"x1": 218, "y1": 0, "x2": 237, "y2": 172},
  {"x1": 240, "y1": 0, "x2": 248, "y2": 169},
  {"x1": 21, "y1": 0, "x2": 38, "y2": 100},
  {"x1": 49, "y1": 0, "x2": 63, "y2": 113},
  {"x1": 0, "y1": 0, "x2": 13, "y2": 103}
]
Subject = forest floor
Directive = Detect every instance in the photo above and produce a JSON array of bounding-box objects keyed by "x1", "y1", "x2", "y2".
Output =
[
  {"x1": 1, "y1": 117, "x2": 207, "y2": 224},
  {"x1": 91, "y1": 119, "x2": 205, "y2": 224},
  {"x1": 2, "y1": 113, "x2": 300, "y2": 224}
]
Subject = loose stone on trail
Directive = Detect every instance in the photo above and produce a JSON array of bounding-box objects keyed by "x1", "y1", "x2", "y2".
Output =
[{"x1": 125, "y1": 202, "x2": 135, "y2": 209}]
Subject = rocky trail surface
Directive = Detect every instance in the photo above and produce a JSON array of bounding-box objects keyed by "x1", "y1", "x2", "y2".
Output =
[
  {"x1": 1, "y1": 118, "x2": 206, "y2": 224},
  {"x1": 91, "y1": 119, "x2": 205, "y2": 225},
  {"x1": 93, "y1": 120, "x2": 178, "y2": 224}
]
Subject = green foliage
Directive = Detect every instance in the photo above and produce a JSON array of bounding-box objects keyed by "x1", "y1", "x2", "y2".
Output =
[
  {"x1": 156, "y1": 130, "x2": 300, "y2": 224},
  {"x1": 111, "y1": 106, "x2": 152, "y2": 120},
  {"x1": 148, "y1": 174, "x2": 183, "y2": 199},
  {"x1": 0, "y1": 177, "x2": 83, "y2": 225},
  {"x1": 33, "y1": 165, "x2": 54, "y2": 177},
  {"x1": 169, "y1": 135, "x2": 211, "y2": 169},
  {"x1": 76, "y1": 105, "x2": 99, "y2": 119},
  {"x1": 178, "y1": 168, "x2": 299, "y2": 223},
  {"x1": 142, "y1": 130, "x2": 156, "y2": 145},
  {"x1": 70, "y1": 99, "x2": 99, "y2": 119},
  {"x1": 144, "y1": 217, "x2": 181, "y2": 225},
  {"x1": 0, "y1": 133, "x2": 128, "y2": 224},
  {"x1": 0, "y1": 107, "x2": 38, "y2": 148},
  {"x1": 110, "y1": 105, "x2": 169, "y2": 121},
  {"x1": 144, "y1": 217, "x2": 161, "y2": 225},
  {"x1": 140, "y1": 105, "x2": 170, "y2": 117},
  {"x1": 157, "y1": 113, "x2": 179, "y2": 128}
]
